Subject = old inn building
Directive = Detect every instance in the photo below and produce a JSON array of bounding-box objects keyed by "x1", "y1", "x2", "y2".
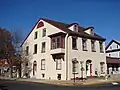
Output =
[{"x1": 21, "y1": 18, "x2": 107, "y2": 80}]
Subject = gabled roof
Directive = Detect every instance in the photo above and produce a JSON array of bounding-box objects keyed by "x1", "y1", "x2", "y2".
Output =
[
  {"x1": 21, "y1": 18, "x2": 105, "y2": 46},
  {"x1": 106, "y1": 40, "x2": 120, "y2": 50},
  {"x1": 42, "y1": 18, "x2": 105, "y2": 40}
]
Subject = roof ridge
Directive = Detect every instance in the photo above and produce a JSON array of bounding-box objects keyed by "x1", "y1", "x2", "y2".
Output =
[{"x1": 41, "y1": 18, "x2": 70, "y2": 26}]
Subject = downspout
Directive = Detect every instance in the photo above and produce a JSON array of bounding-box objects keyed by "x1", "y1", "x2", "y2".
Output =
[{"x1": 65, "y1": 33, "x2": 69, "y2": 80}]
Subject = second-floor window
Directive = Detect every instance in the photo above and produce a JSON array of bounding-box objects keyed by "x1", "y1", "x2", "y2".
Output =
[
  {"x1": 57, "y1": 38, "x2": 60, "y2": 48},
  {"x1": 99, "y1": 41, "x2": 104, "y2": 53},
  {"x1": 34, "y1": 44, "x2": 37, "y2": 54},
  {"x1": 41, "y1": 42, "x2": 46, "y2": 53},
  {"x1": 82, "y1": 38, "x2": 87, "y2": 51},
  {"x1": 91, "y1": 40, "x2": 96, "y2": 52},
  {"x1": 34, "y1": 31, "x2": 38, "y2": 39},
  {"x1": 26, "y1": 46, "x2": 29, "y2": 55},
  {"x1": 51, "y1": 36, "x2": 64, "y2": 49},
  {"x1": 42, "y1": 28, "x2": 46, "y2": 37},
  {"x1": 72, "y1": 37, "x2": 77, "y2": 50}
]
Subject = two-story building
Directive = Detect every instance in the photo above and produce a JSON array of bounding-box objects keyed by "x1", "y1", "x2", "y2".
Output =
[
  {"x1": 106, "y1": 40, "x2": 120, "y2": 74},
  {"x1": 21, "y1": 18, "x2": 107, "y2": 80}
]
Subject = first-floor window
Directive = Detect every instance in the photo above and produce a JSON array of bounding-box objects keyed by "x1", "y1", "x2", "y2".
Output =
[
  {"x1": 56, "y1": 59, "x2": 62, "y2": 70},
  {"x1": 33, "y1": 61, "x2": 37, "y2": 76},
  {"x1": 72, "y1": 59, "x2": 78, "y2": 73},
  {"x1": 100, "y1": 62, "x2": 105, "y2": 74},
  {"x1": 41, "y1": 59, "x2": 45, "y2": 70}
]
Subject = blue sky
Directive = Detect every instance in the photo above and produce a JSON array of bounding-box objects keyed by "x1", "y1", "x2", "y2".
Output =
[{"x1": 0, "y1": 0, "x2": 120, "y2": 44}]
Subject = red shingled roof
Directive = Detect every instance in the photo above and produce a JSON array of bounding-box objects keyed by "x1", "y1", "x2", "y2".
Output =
[{"x1": 21, "y1": 18, "x2": 105, "y2": 46}]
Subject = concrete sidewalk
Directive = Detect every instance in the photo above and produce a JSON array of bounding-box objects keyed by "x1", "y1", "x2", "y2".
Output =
[
  {"x1": 1, "y1": 76, "x2": 120, "y2": 86},
  {"x1": 16, "y1": 78, "x2": 120, "y2": 86}
]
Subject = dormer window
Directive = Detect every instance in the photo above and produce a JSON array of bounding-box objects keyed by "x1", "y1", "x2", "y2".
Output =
[
  {"x1": 90, "y1": 29, "x2": 94, "y2": 35},
  {"x1": 74, "y1": 24, "x2": 78, "y2": 32}
]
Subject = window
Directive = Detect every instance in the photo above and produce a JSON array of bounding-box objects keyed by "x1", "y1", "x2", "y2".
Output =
[
  {"x1": 90, "y1": 29, "x2": 94, "y2": 35},
  {"x1": 56, "y1": 59, "x2": 62, "y2": 70},
  {"x1": 57, "y1": 74, "x2": 61, "y2": 80},
  {"x1": 91, "y1": 40, "x2": 96, "y2": 52},
  {"x1": 41, "y1": 42, "x2": 45, "y2": 53},
  {"x1": 110, "y1": 46, "x2": 112, "y2": 49},
  {"x1": 26, "y1": 46, "x2": 29, "y2": 55},
  {"x1": 72, "y1": 37, "x2": 77, "y2": 50},
  {"x1": 34, "y1": 44, "x2": 37, "y2": 54},
  {"x1": 74, "y1": 24, "x2": 78, "y2": 32},
  {"x1": 34, "y1": 31, "x2": 38, "y2": 39},
  {"x1": 42, "y1": 74, "x2": 45, "y2": 78},
  {"x1": 100, "y1": 62, "x2": 105, "y2": 74},
  {"x1": 82, "y1": 38, "x2": 87, "y2": 51},
  {"x1": 117, "y1": 45, "x2": 119, "y2": 49},
  {"x1": 99, "y1": 41, "x2": 104, "y2": 53},
  {"x1": 56, "y1": 37, "x2": 60, "y2": 48},
  {"x1": 42, "y1": 28, "x2": 46, "y2": 37},
  {"x1": 51, "y1": 37, "x2": 63, "y2": 49},
  {"x1": 52, "y1": 38, "x2": 56, "y2": 49},
  {"x1": 72, "y1": 59, "x2": 78, "y2": 73},
  {"x1": 33, "y1": 61, "x2": 37, "y2": 76},
  {"x1": 41, "y1": 59, "x2": 45, "y2": 70}
]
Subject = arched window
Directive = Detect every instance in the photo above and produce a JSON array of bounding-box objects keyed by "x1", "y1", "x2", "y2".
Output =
[
  {"x1": 72, "y1": 58, "x2": 78, "y2": 73},
  {"x1": 33, "y1": 61, "x2": 37, "y2": 76},
  {"x1": 37, "y1": 21, "x2": 44, "y2": 28}
]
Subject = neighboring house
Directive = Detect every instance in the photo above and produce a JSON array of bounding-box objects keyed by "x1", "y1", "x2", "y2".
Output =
[
  {"x1": 106, "y1": 40, "x2": 120, "y2": 74},
  {"x1": 0, "y1": 59, "x2": 9, "y2": 76},
  {"x1": 21, "y1": 18, "x2": 107, "y2": 80}
]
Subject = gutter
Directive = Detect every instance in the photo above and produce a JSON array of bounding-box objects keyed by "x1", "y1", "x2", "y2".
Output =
[{"x1": 65, "y1": 33, "x2": 69, "y2": 80}]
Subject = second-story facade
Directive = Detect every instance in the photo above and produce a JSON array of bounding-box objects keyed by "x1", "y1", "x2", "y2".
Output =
[{"x1": 21, "y1": 18, "x2": 107, "y2": 80}]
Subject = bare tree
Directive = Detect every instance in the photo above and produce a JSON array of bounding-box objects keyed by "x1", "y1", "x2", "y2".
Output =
[
  {"x1": 0, "y1": 27, "x2": 15, "y2": 78},
  {"x1": 21, "y1": 42, "x2": 33, "y2": 78}
]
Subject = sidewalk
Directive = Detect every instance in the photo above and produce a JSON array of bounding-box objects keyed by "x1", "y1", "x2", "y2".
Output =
[
  {"x1": 16, "y1": 78, "x2": 120, "y2": 86},
  {"x1": 1, "y1": 76, "x2": 120, "y2": 86}
]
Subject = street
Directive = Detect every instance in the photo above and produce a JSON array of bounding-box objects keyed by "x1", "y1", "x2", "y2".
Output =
[{"x1": 0, "y1": 80, "x2": 120, "y2": 90}]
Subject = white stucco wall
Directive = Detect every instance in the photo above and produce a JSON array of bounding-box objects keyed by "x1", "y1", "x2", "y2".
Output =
[{"x1": 67, "y1": 37, "x2": 106, "y2": 80}]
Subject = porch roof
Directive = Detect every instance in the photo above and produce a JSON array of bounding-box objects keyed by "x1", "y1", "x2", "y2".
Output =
[{"x1": 106, "y1": 57, "x2": 120, "y2": 64}]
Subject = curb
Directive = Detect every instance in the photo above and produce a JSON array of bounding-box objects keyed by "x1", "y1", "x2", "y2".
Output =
[{"x1": 1, "y1": 78, "x2": 120, "y2": 86}]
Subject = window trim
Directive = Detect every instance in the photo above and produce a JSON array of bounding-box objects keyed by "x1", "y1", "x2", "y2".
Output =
[
  {"x1": 26, "y1": 46, "x2": 29, "y2": 56},
  {"x1": 99, "y1": 41, "x2": 104, "y2": 53},
  {"x1": 82, "y1": 38, "x2": 87, "y2": 51},
  {"x1": 51, "y1": 36, "x2": 64, "y2": 49},
  {"x1": 91, "y1": 40, "x2": 96, "y2": 52},
  {"x1": 34, "y1": 44, "x2": 37, "y2": 54},
  {"x1": 41, "y1": 42, "x2": 46, "y2": 53},
  {"x1": 72, "y1": 59, "x2": 78, "y2": 74},
  {"x1": 41, "y1": 59, "x2": 45, "y2": 70},
  {"x1": 72, "y1": 37, "x2": 77, "y2": 50},
  {"x1": 42, "y1": 28, "x2": 46, "y2": 37},
  {"x1": 100, "y1": 62, "x2": 105, "y2": 74},
  {"x1": 34, "y1": 31, "x2": 38, "y2": 39},
  {"x1": 56, "y1": 59, "x2": 62, "y2": 70}
]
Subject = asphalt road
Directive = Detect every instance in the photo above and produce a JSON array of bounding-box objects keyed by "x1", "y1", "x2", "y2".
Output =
[{"x1": 0, "y1": 80, "x2": 120, "y2": 90}]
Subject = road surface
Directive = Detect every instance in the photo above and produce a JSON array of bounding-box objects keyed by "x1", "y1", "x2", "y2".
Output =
[{"x1": 0, "y1": 80, "x2": 120, "y2": 90}]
